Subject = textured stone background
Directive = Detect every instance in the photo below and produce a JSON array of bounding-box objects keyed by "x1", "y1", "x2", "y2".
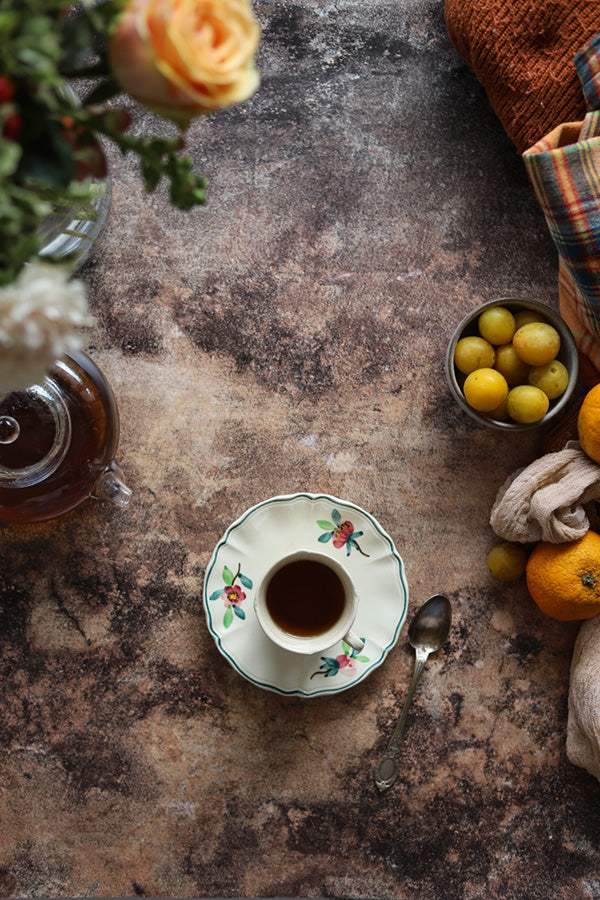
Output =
[{"x1": 2, "y1": 1, "x2": 600, "y2": 898}]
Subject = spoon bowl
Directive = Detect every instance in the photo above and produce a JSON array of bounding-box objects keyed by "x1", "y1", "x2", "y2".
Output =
[
  {"x1": 374, "y1": 593, "x2": 452, "y2": 792},
  {"x1": 409, "y1": 593, "x2": 452, "y2": 655}
]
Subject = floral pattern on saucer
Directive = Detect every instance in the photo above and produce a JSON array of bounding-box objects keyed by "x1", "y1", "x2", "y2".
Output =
[
  {"x1": 310, "y1": 639, "x2": 370, "y2": 680},
  {"x1": 208, "y1": 563, "x2": 253, "y2": 629},
  {"x1": 203, "y1": 493, "x2": 409, "y2": 697},
  {"x1": 317, "y1": 507, "x2": 370, "y2": 557}
]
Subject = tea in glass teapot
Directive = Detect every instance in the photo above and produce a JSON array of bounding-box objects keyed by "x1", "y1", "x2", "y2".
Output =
[{"x1": 0, "y1": 351, "x2": 131, "y2": 523}]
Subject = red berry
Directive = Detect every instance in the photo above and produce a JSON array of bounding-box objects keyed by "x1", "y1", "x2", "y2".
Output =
[
  {"x1": 0, "y1": 76, "x2": 15, "y2": 104},
  {"x1": 3, "y1": 112, "x2": 22, "y2": 140}
]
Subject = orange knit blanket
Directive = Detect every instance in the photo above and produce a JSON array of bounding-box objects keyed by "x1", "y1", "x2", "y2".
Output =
[{"x1": 444, "y1": 0, "x2": 600, "y2": 153}]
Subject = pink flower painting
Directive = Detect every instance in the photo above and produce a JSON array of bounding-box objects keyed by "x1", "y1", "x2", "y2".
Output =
[
  {"x1": 311, "y1": 641, "x2": 369, "y2": 680},
  {"x1": 209, "y1": 562, "x2": 252, "y2": 628},
  {"x1": 316, "y1": 507, "x2": 369, "y2": 557}
]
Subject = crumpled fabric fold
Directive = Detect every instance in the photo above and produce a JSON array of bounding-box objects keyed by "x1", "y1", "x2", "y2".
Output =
[
  {"x1": 490, "y1": 441, "x2": 600, "y2": 543},
  {"x1": 567, "y1": 615, "x2": 600, "y2": 782}
]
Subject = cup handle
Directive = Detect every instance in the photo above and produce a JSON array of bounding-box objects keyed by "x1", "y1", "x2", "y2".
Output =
[{"x1": 344, "y1": 630, "x2": 364, "y2": 653}]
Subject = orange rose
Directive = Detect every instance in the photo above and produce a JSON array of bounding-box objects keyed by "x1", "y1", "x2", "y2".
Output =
[{"x1": 108, "y1": 0, "x2": 260, "y2": 125}]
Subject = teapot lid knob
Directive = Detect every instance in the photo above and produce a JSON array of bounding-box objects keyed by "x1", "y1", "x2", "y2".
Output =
[{"x1": 0, "y1": 416, "x2": 20, "y2": 444}]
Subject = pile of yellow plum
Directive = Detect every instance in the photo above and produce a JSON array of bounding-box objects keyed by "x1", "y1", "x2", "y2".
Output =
[{"x1": 453, "y1": 305, "x2": 569, "y2": 424}]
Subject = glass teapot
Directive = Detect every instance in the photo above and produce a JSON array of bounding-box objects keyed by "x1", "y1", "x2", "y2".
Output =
[{"x1": 0, "y1": 351, "x2": 132, "y2": 523}]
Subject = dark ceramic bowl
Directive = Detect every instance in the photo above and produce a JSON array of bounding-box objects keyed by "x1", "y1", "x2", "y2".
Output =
[{"x1": 446, "y1": 297, "x2": 579, "y2": 432}]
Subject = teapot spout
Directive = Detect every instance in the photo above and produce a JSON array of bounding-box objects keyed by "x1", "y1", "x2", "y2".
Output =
[{"x1": 92, "y1": 462, "x2": 132, "y2": 509}]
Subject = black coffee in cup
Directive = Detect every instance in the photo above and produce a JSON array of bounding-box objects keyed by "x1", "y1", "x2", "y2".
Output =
[{"x1": 265, "y1": 558, "x2": 346, "y2": 637}]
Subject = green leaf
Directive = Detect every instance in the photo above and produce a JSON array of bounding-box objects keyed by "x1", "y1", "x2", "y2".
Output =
[
  {"x1": 317, "y1": 520, "x2": 334, "y2": 530},
  {"x1": 0, "y1": 141, "x2": 21, "y2": 177},
  {"x1": 320, "y1": 656, "x2": 340, "y2": 673},
  {"x1": 356, "y1": 655, "x2": 370, "y2": 663},
  {"x1": 222, "y1": 566, "x2": 234, "y2": 586},
  {"x1": 223, "y1": 606, "x2": 233, "y2": 629},
  {"x1": 140, "y1": 159, "x2": 162, "y2": 194}
]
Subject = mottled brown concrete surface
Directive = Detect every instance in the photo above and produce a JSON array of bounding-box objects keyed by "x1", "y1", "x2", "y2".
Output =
[{"x1": 2, "y1": 1, "x2": 600, "y2": 898}]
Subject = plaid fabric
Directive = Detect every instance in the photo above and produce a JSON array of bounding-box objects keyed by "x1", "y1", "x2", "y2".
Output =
[
  {"x1": 523, "y1": 34, "x2": 600, "y2": 384},
  {"x1": 576, "y1": 34, "x2": 600, "y2": 111}
]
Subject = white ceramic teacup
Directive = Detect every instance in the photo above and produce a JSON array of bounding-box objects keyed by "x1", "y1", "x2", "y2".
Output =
[{"x1": 254, "y1": 549, "x2": 364, "y2": 655}]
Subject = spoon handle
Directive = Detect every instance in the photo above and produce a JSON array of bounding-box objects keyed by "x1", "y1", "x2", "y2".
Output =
[{"x1": 374, "y1": 647, "x2": 429, "y2": 792}]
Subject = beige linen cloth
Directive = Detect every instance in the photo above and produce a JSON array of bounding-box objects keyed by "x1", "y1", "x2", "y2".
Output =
[
  {"x1": 490, "y1": 442, "x2": 600, "y2": 544},
  {"x1": 568, "y1": 617, "x2": 600, "y2": 781}
]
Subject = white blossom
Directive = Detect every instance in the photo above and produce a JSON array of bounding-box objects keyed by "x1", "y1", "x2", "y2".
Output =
[{"x1": 0, "y1": 261, "x2": 95, "y2": 394}]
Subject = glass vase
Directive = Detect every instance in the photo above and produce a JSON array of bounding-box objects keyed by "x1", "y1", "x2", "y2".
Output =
[{"x1": 37, "y1": 169, "x2": 112, "y2": 271}]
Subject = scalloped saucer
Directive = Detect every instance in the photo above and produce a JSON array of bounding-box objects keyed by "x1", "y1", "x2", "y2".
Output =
[{"x1": 202, "y1": 493, "x2": 409, "y2": 697}]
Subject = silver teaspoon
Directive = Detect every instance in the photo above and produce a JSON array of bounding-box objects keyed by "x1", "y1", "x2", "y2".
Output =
[{"x1": 374, "y1": 593, "x2": 452, "y2": 792}]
